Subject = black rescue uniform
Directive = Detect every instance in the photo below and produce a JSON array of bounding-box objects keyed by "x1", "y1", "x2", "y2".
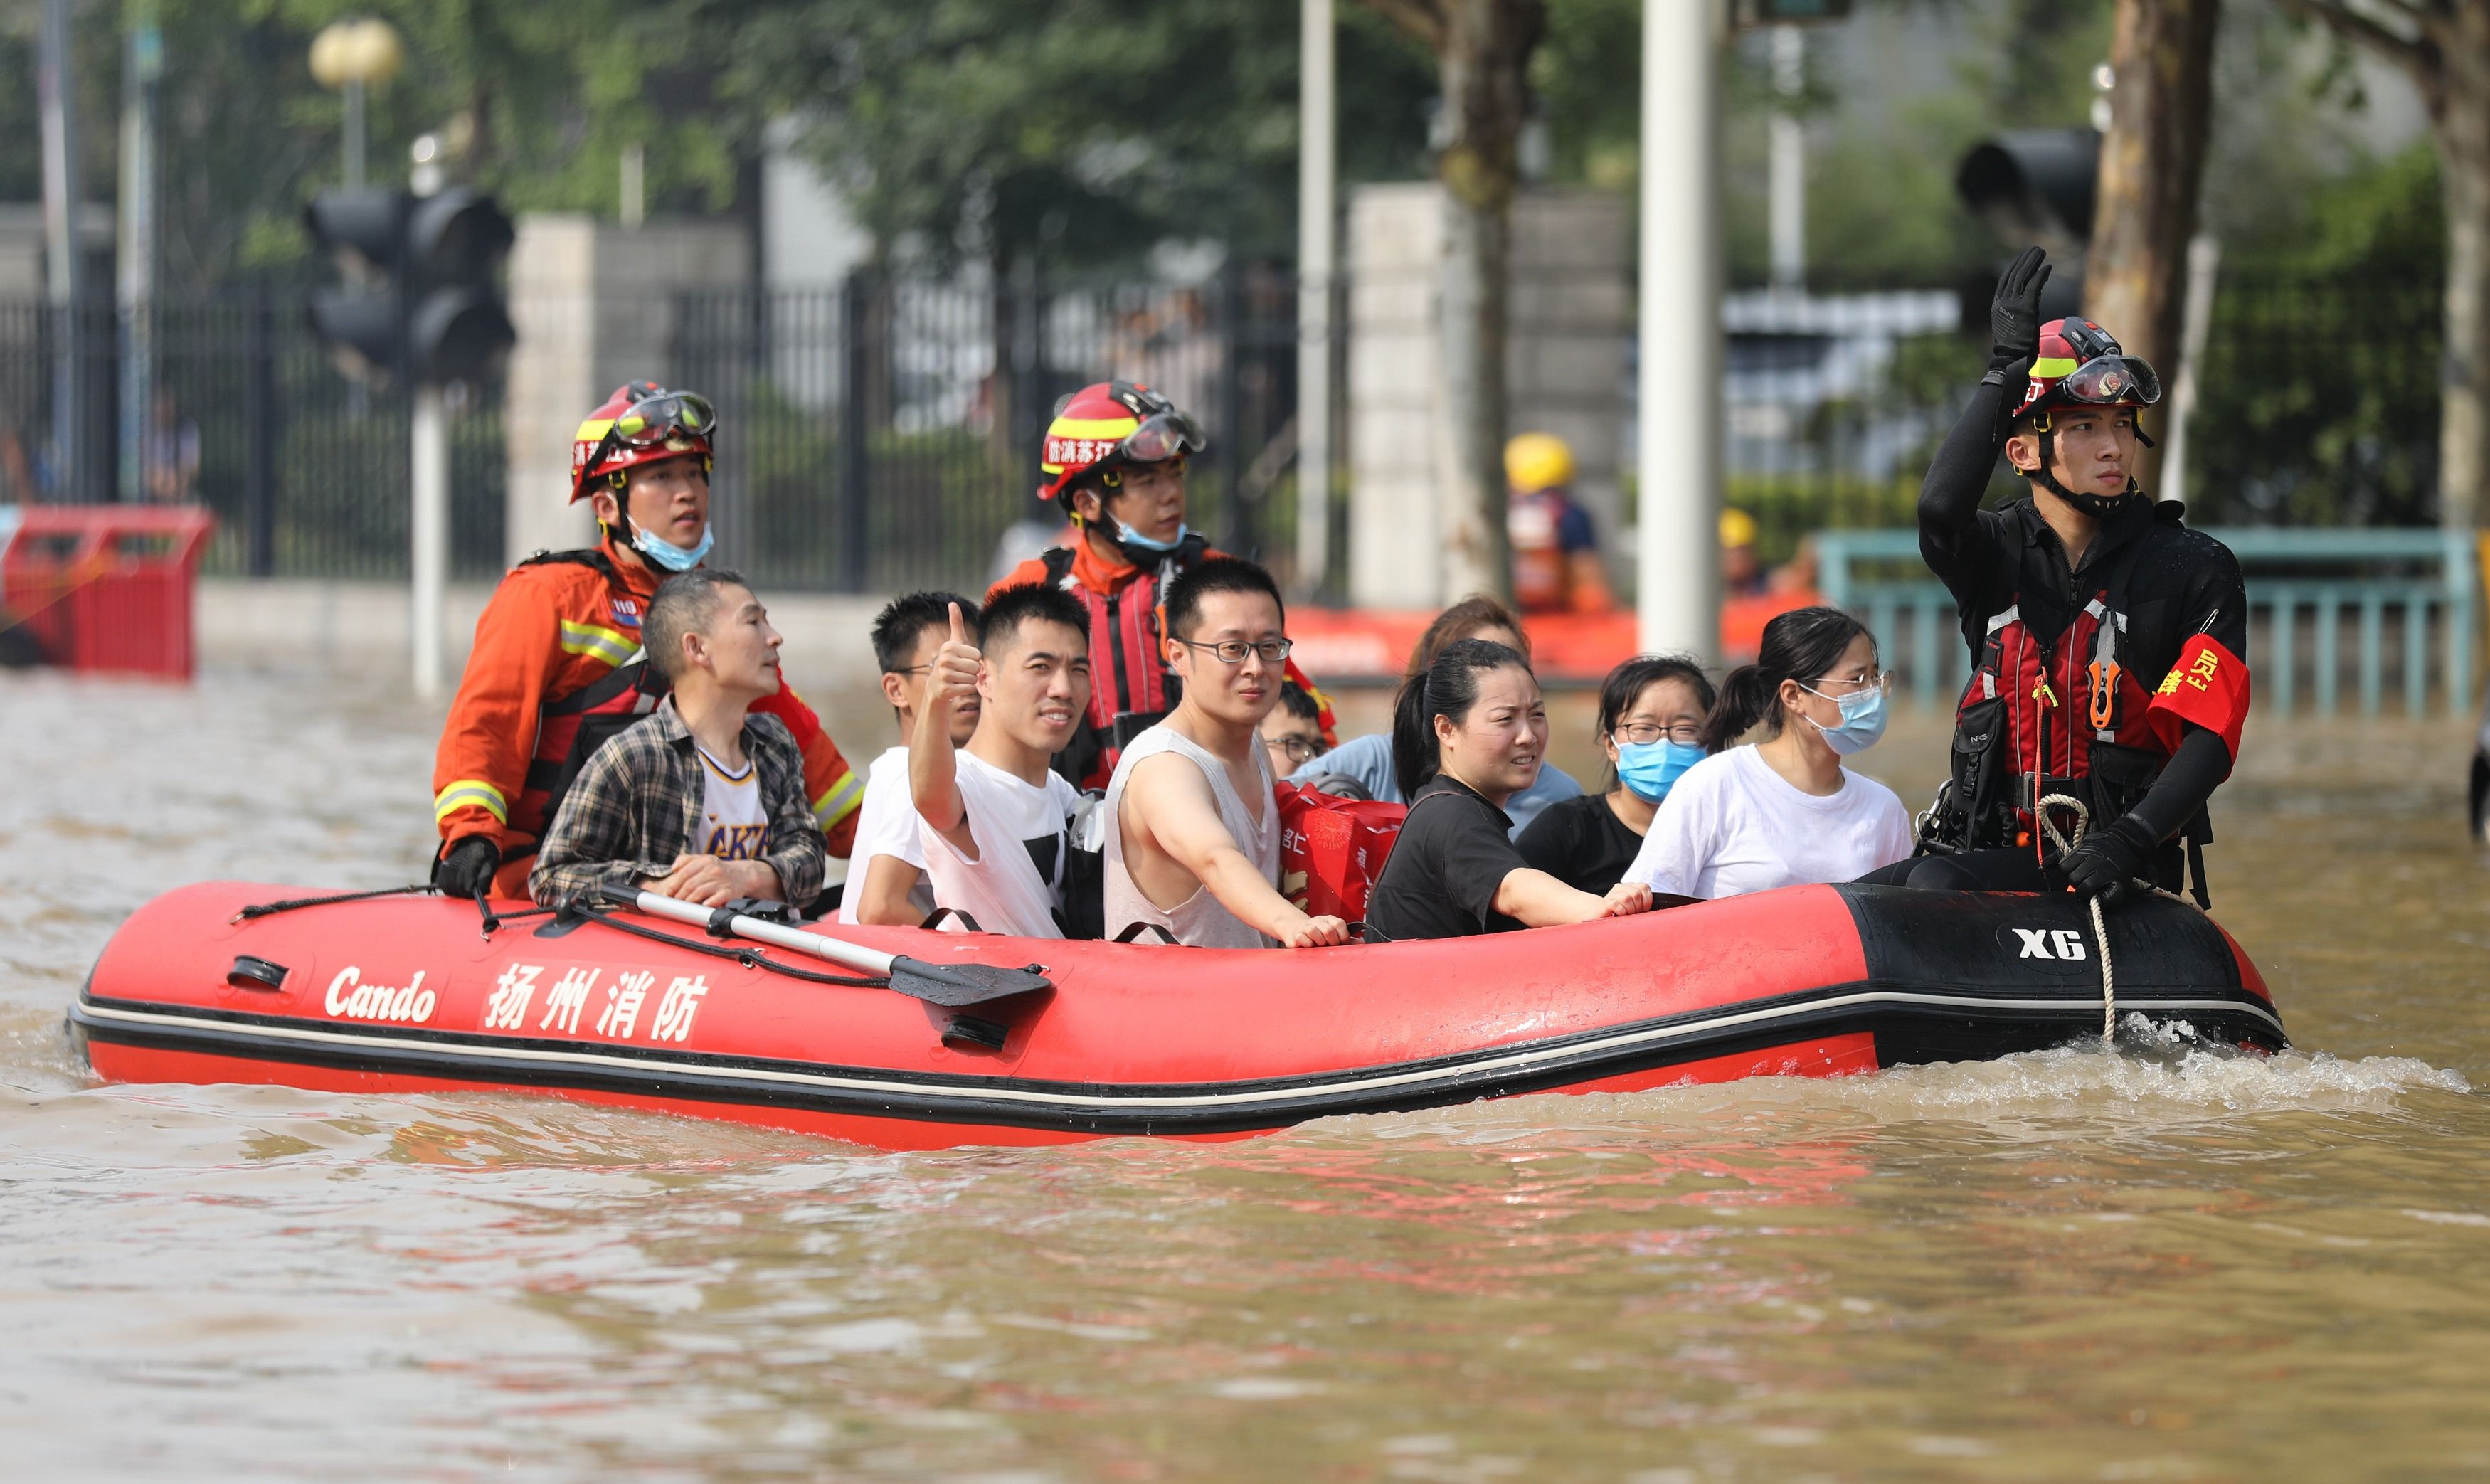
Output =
[{"x1": 1907, "y1": 373, "x2": 2252, "y2": 902}]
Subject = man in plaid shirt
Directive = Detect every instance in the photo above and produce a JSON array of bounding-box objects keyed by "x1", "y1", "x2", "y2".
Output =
[{"x1": 532, "y1": 569, "x2": 827, "y2": 912}]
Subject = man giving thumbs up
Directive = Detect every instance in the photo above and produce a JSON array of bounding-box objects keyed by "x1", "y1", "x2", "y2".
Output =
[{"x1": 908, "y1": 585, "x2": 1095, "y2": 939}]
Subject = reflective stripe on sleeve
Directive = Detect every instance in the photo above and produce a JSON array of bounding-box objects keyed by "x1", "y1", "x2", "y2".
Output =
[
  {"x1": 557, "y1": 620, "x2": 638, "y2": 669},
  {"x1": 435, "y1": 779, "x2": 509, "y2": 823},
  {"x1": 812, "y1": 769, "x2": 864, "y2": 827}
]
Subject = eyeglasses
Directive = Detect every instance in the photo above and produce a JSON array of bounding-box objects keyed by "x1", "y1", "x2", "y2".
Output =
[
  {"x1": 1811, "y1": 669, "x2": 1891, "y2": 696},
  {"x1": 1612, "y1": 721, "x2": 1705, "y2": 746},
  {"x1": 1177, "y1": 637, "x2": 1293, "y2": 665},
  {"x1": 1268, "y1": 735, "x2": 1329, "y2": 765}
]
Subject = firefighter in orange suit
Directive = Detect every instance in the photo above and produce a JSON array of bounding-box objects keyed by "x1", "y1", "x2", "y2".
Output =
[
  {"x1": 430, "y1": 383, "x2": 863, "y2": 903},
  {"x1": 990, "y1": 379, "x2": 1333, "y2": 790}
]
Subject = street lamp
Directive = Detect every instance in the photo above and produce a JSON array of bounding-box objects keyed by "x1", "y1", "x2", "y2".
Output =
[{"x1": 309, "y1": 17, "x2": 404, "y2": 189}]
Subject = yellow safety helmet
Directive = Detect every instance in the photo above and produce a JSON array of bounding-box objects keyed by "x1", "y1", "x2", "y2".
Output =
[
  {"x1": 1719, "y1": 507, "x2": 1759, "y2": 550},
  {"x1": 1504, "y1": 432, "x2": 1574, "y2": 494}
]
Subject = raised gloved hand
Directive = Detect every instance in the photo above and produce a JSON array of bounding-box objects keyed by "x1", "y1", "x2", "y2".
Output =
[
  {"x1": 2058, "y1": 814, "x2": 2156, "y2": 908},
  {"x1": 433, "y1": 835, "x2": 501, "y2": 901},
  {"x1": 1983, "y1": 245, "x2": 2052, "y2": 382}
]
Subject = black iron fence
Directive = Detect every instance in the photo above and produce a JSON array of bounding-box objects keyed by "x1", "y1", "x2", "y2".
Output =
[
  {"x1": 0, "y1": 269, "x2": 2449, "y2": 597},
  {"x1": 0, "y1": 292, "x2": 504, "y2": 581},
  {"x1": 669, "y1": 265, "x2": 1308, "y2": 597}
]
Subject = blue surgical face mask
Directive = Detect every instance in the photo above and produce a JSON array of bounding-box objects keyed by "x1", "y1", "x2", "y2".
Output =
[
  {"x1": 630, "y1": 519, "x2": 714, "y2": 573},
  {"x1": 1615, "y1": 738, "x2": 1704, "y2": 802},
  {"x1": 1801, "y1": 680, "x2": 1888, "y2": 757},
  {"x1": 1113, "y1": 519, "x2": 1190, "y2": 554}
]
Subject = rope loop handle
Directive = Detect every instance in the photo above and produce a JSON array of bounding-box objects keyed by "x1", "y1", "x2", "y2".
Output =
[{"x1": 2034, "y1": 793, "x2": 2116, "y2": 1039}]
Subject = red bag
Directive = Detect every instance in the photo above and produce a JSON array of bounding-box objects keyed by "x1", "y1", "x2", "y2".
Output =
[{"x1": 1275, "y1": 782, "x2": 1407, "y2": 923}]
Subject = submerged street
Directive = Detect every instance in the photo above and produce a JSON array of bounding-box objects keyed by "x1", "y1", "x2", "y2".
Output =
[{"x1": 4, "y1": 668, "x2": 2489, "y2": 1480}]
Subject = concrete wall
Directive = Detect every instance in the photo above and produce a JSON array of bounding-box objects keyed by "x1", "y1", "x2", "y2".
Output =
[
  {"x1": 1345, "y1": 184, "x2": 1631, "y2": 610},
  {"x1": 502, "y1": 214, "x2": 754, "y2": 568}
]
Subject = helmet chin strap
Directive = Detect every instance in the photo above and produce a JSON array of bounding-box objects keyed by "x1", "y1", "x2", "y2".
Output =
[{"x1": 2028, "y1": 418, "x2": 2144, "y2": 519}]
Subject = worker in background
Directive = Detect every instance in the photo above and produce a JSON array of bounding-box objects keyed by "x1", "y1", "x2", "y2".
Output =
[{"x1": 1505, "y1": 432, "x2": 1615, "y2": 615}]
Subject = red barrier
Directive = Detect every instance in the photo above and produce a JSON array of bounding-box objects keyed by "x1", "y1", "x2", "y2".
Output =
[{"x1": 1, "y1": 504, "x2": 216, "y2": 680}]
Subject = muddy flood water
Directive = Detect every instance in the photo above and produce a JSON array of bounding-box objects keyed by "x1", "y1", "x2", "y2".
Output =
[{"x1": 6, "y1": 666, "x2": 2490, "y2": 1480}]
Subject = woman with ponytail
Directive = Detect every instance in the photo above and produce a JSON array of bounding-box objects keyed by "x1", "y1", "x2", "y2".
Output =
[
  {"x1": 1621, "y1": 605, "x2": 1912, "y2": 900},
  {"x1": 1365, "y1": 640, "x2": 1654, "y2": 940}
]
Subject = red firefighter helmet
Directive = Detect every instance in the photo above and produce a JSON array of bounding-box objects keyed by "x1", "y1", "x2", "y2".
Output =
[
  {"x1": 1037, "y1": 380, "x2": 1206, "y2": 505},
  {"x1": 568, "y1": 381, "x2": 719, "y2": 503},
  {"x1": 2013, "y1": 318, "x2": 2163, "y2": 423}
]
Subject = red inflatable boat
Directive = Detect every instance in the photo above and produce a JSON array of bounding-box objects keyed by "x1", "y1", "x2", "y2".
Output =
[{"x1": 73, "y1": 880, "x2": 2286, "y2": 1152}]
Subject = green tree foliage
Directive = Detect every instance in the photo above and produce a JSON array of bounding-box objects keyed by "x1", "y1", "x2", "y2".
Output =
[
  {"x1": 2188, "y1": 144, "x2": 2443, "y2": 524},
  {"x1": 47, "y1": 0, "x2": 740, "y2": 294},
  {"x1": 704, "y1": 0, "x2": 1437, "y2": 270}
]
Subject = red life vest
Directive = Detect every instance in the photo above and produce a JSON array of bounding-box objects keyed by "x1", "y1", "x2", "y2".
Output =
[
  {"x1": 1960, "y1": 586, "x2": 2168, "y2": 828},
  {"x1": 1040, "y1": 534, "x2": 1209, "y2": 788}
]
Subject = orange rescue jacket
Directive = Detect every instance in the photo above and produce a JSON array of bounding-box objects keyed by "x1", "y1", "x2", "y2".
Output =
[{"x1": 434, "y1": 532, "x2": 863, "y2": 899}]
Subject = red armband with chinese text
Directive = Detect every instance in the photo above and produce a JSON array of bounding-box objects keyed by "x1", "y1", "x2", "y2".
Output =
[{"x1": 2145, "y1": 633, "x2": 2250, "y2": 763}]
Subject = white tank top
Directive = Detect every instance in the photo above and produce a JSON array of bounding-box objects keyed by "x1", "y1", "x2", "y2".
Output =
[{"x1": 1103, "y1": 724, "x2": 1279, "y2": 948}]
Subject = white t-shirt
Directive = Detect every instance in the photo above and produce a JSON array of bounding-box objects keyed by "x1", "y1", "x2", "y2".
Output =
[
  {"x1": 839, "y1": 746, "x2": 935, "y2": 926},
  {"x1": 916, "y1": 748, "x2": 1084, "y2": 940},
  {"x1": 1621, "y1": 744, "x2": 1914, "y2": 900},
  {"x1": 694, "y1": 743, "x2": 770, "y2": 862}
]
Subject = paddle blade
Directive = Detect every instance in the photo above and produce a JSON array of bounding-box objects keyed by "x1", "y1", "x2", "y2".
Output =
[{"x1": 886, "y1": 955, "x2": 1054, "y2": 1007}]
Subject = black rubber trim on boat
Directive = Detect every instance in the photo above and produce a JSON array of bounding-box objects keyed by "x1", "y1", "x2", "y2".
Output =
[{"x1": 69, "y1": 977, "x2": 2288, "y2": 1138}]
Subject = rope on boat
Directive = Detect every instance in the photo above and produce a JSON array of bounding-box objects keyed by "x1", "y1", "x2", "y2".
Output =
[
  {"x1": 2034, "y1": 795, "x2": 2116, "y2": 1040},
  {"x1": 2033, "y1": 797, "x2": 2195, "y2": 1042},
  {"x1": 230, "y1": 883, "x2": 438, "y2": 923}
]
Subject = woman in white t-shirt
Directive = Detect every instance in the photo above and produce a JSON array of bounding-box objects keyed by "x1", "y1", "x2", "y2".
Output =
[{"x1": 1622, "y1": 606, "x2": 1913, "y2": 900}]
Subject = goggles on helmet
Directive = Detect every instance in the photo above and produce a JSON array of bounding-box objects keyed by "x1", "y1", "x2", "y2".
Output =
[
  {"x1": 2050, "y1": 319, "x2": 2161, "y2": 408},
  {"x1": 2057, "y1": 355, "x2": 2163, "y2": 408},
  {"x1": 1117, "y1": 409, "x2": 1206, "y2": 466},
  {"x1": 610, "y1": 390, "x2": 719, "y2": 449}
]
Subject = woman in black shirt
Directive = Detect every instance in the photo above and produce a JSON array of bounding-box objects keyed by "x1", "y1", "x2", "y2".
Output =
[
  {"x1": 1365, "y1": 640, "x2": 1656, "y2": 940},
  {"x1": 1516, "y1": 655, "x2": 1716, "y2": 894}
]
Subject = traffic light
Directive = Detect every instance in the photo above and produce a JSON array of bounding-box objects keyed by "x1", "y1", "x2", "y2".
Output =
[
  {"x1": 1734, "y1": 0, "x2": 1852, "y2": 24},
  {"x1": 304, "y1": 186, "x2": 516, "y2": 385},
  {"x1": 1955, "y1": 128, "x2": 2099, "y2": 254}
]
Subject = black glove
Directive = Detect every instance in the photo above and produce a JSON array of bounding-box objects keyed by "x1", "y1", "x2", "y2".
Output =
[
  {"x1": 1982, "y1": 245, "x2": 2052, "y2": 383},
  {"x1": 2059, "y1": 815, "x2": 2156, "y2": 908},
  {"x1": 433, "y1": 836, "x2": 501, "y2": 901}
]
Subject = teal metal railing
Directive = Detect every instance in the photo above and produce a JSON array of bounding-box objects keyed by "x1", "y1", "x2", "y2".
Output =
[{"x1": 1813, "y1": 527, "x2": 2478, "y2": 717}]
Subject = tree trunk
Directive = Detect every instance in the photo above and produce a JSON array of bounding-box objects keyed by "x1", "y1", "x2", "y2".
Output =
[
  {"x1": 2436, "y1": 6, "x2": 2490, "y2": 532},
  {"x1": 1430, "y1": 0, "x2": 1541, "y2": 603},
  {"x1": 2083, "y1": 0, "x2": 2219, "y2": 497}
]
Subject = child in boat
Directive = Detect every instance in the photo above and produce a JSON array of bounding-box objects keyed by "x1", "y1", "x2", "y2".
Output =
[
  {"x1": 1515, "y1": 654, "x2": 1716, "y2": 895},
  {"x1": 529, "y1": 569, "x2": 827, "y2": 913},
  {"x1": 1362, "y1": 639, "x2": 1653, "y2": 940},
  {"x1": 840, "y1": 592, "x2": 982, "y2": 927},
  {"x1": 1289, "y1": 595, "x2": 1583, "y2": 833},
  {"x1": 911, "y1": 583, "x2": 1092, "y2": 938},
  {"x1": 1621, "y1": 606, "x2": 1912, "y2": 900},
  {"x1": 1105, "y1": 558, "x2": 1352, "y2": 948},
  {"x1": 1259, "y1": 680, "x2": 1330, "y2": 784}
]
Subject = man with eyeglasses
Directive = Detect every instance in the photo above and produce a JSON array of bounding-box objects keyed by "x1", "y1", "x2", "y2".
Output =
[
  {"x1": 1103, "y1": 558, "x2": 1352, "y2": 948},
  {"x1": 1259, "y1": 682, "x2": 1330, "y2": 783},
  {"x1": 992, "y1": 380, "x2": 1335, "y2": 790},
  {"x1": 430, "y1": 382, "x2": 865, "y2": 904},
  {"x1": 1903, "y1": 248, "x2": 2250, "y2": 904}
]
